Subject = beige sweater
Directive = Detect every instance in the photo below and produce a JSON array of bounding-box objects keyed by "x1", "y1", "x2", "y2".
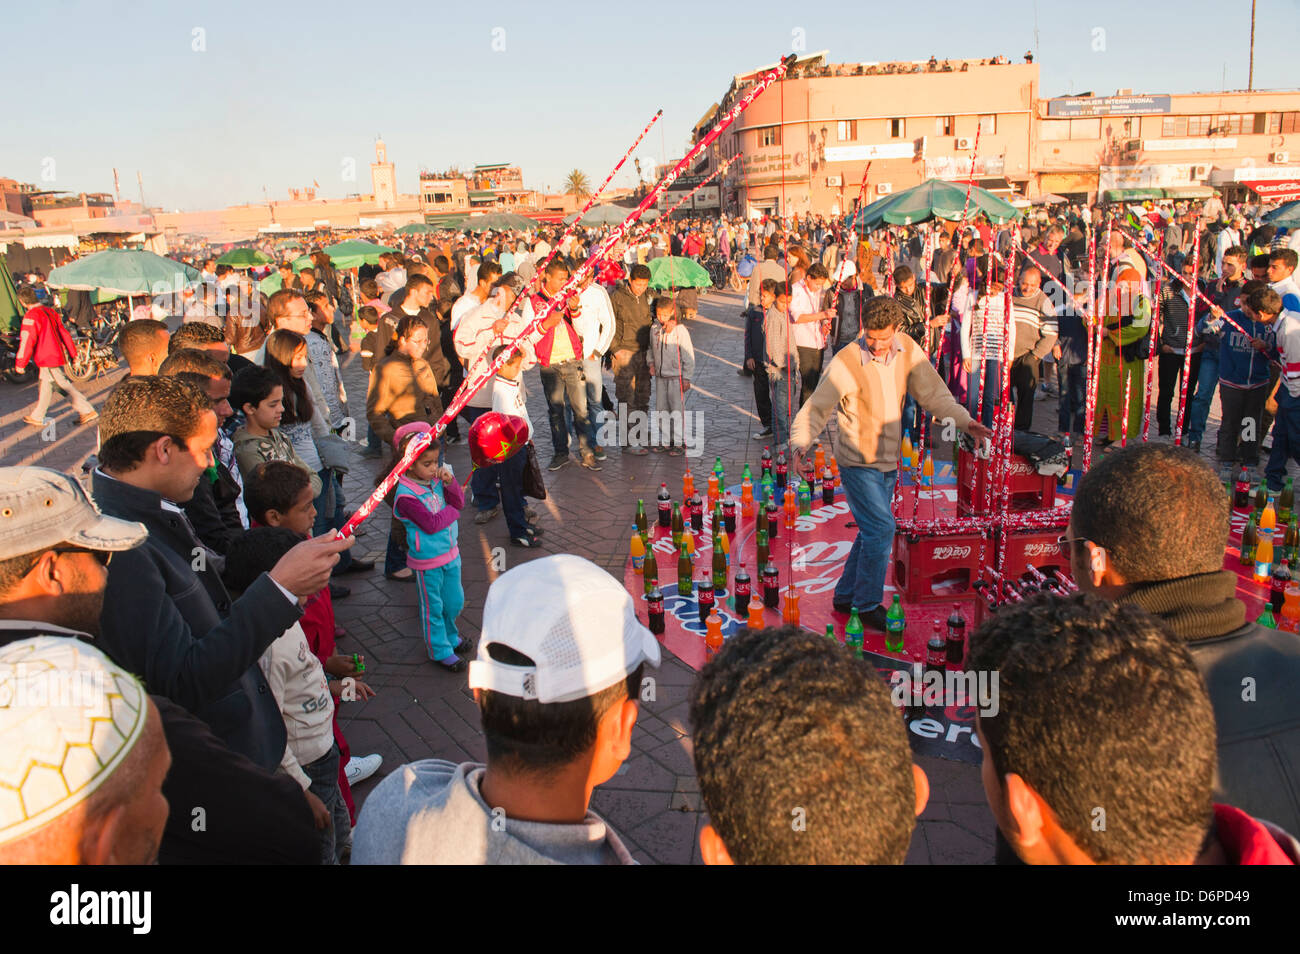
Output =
[{"x1": 790, "y1": 334, "x2": 971, "y2": 471}]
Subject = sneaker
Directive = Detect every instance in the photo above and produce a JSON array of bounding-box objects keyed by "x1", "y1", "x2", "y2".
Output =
[
  {"x1": 474, "y1": 505, "x2": 501, "y2": 525},
  {"x1": 580, "y1": 451, "x2": 602, "y2": 471},
  {"x1": 344, "y1": 753, "x2": 383, "y2": 786},
  {"x1": 753, "y1": 429, "x2": 774, "y2": 439},
  {"x1": 627, "y1": 446, "x2": 650, "y2": 456},
  {"x1": 548, "y1": 454, "x2": 571, "y2": 472},
  {"x1": 454, "y1": 637, "x2": 474, "y2": 654},
  {"x1": 593, "y1": 445, "x2": 608, "y2": 461},
  {"x1": 832, "y1": 600, "x2": 853, "y2": 614},
  {"x1": 328, "y1": 582, "x2": 351, "y2": 600},
  {"x1": 861, "y1": 605, "x2": 889, "y2": 631},
  {"x1": 511, "y1": 534, "x2": 544, "y2": 548},
  {"x1": 434, "y1": 655, "x2": 467, "y2": 673},
  {"x1": 650, "y1": 445, "x2": 666, "y2": 453},
  {"x1": 525, "y1": 524, "x2": 545, "y2": 537}
]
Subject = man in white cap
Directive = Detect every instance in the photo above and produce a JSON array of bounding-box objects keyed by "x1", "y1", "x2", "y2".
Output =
[
  {"x1": 0, "y1": 637, "x2": 171, "y2": 864},
  {"x1": 352, "y1": 554, "x2": 660, "y2": 864},
  {"x1": 0, "y1": 465, "x2": 320, "y2": 864}
]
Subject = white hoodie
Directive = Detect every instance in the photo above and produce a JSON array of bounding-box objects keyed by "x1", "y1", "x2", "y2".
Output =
[{"x1": 259, "y1": 622, "x2": 335, "y2": 790}]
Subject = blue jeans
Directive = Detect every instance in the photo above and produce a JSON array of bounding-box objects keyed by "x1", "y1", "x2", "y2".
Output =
[
  {"x1": 313, "y1": 468, "x2": 353, "y2": 572},
  {"x1": 968, "y1": 359, "x2": 1002, "y2": 429},
  {"x1": 1058, "y1": 362, "x2": 1086, "y2": 433},
  {"x1": 834, "y1": 466, "x2": 898, "y2": 611},
  {"x1": 539, "y1": 359, "x2": 592, "y2": 458},
  {"x1": 565, "y1": 356, "x2": 602, "y2": 448},
  {"x1": 1266, "y1": 386, "x2": 1300, "y2": 492},
  {"x1": 769, "y1": 373, "x2": 795, "y2": 446},
  {"x1": 1185, "y1": 350, "x2": 1220, "y2": 446},
  {"x1": 303, "y1": 743, "x2": 349, "y2": 865},
  {"x1": 460, "y1": 405, "x2": 498, "y2": 512}
]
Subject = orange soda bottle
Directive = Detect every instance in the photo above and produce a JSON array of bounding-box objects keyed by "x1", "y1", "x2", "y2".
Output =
[
  {"x1": 705, "y1": 608, "x2": 724, "y2": 656},
  {"x1": 630, "y1": 524, "x2": 646, "y2": 575},
  {"x1": 747, "y1": 595, "x2": 765, "y2": 629},
  {"x1": 782, "y1": 585, "x2": 800, "y2": 624},
  {"x1": 1256, "y1": 499, "x2": 1277, "y2": 584},
  {"x1": 783, "y1": 485, "x2": 797, "y2": 529},
  {"x1": 814, "y1": 442, "x2": 825, "y2": 472},
  {"x1": 829, "y1": 456, "x2": 840, "y2": 488},
  {"x1": 1282, "y1": 582, "x2": 1300, "y2": 633},
  {"x1": 682, "y1": 469, "x2": 695, "y2": 501},
  {"x1": 707, "y1": 472, "x2": 719, "y2": 511},
  {"x1": 740, "y1": 474, "x2": 755, "y2": 518}
]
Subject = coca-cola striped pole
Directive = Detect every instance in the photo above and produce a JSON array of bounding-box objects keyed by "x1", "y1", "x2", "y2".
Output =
[
  {"x1": 1141, "y1": 235, "x2": 1165, "y2": 443},
  {"x1": 507, "y1": 109, "x2": 663, "y2": 307},
  {"x1": 338, "y1": 55, "x2": 798, "y2": 539},
  {"x1": 627, "y1": 153, "x2": 740, "y2": 241},
  {"x1": 1081, "y1": 221, "x2": 1098, "y2": 472},
  {"x1": 1174, "y1": 220, "x2": 1203, "y2": 445}
]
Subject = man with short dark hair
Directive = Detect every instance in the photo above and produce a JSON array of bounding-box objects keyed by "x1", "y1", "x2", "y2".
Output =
[
  {"x1": 91, "y1": 376, "x2": 352, "y2": 770},
  {"x1": 119, "y1": 318, "x2": 171, "y2": 377},
  {"x1": 791, "y1": 297, "x2": 991, "y2": 627},
  {"x1": 1067, "y1": 443, "x2": 1300, "y2": 836},
  {"x1": 609, "y1": 264, "x2": 654, "y2": 454},
  {"x1": 159, "y1": 350, "x2": 245, "y2": 553},
  {"x1": 690, "y1": 625, "x2": 927, "y2": 864},
  {"x1": 353, "y1": 556, "x2": 659, "y2": 864},
  {"x1": 972, "y1": 592, "x2": 1297, "y2": 864},
  {"x1": 525, "y1": 260, "x2": 600, "y2": 471}
]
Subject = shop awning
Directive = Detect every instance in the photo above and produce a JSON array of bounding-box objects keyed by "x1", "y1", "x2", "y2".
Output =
[
  {"x1": 1161, "y1": 185, "x2": 1218, "y2": 199},
  {"x1": 1103, "y1": 188, "x2": 1165, "y2": 202},
  {"x1": 1242, "y1": 180, "x2": 1300, "y2": 202}
]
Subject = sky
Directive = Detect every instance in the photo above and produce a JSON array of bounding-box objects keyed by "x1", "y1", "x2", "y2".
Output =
[{"x1": 3, "y1": 0, "x2": 1294, "y2": 211}]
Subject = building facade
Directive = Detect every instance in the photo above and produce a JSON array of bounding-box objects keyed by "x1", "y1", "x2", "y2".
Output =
[
  {"x1": 698, "y1": 52, "x2": 1300, "y2": 214},
  {"x1": 703, "y1": 53, "x2": 1037, "y2": 218},
  {"x1": 371, "y1": 138, "x2": 397, "y2": 210}
]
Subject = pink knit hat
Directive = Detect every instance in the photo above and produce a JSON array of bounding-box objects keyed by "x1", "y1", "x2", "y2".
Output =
[{"x1": 393, "y1": 420, "x2": 434, "y2": 451}]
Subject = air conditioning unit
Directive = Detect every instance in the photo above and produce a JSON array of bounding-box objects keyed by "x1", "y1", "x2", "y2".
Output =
[
  {"x1": 826, "y1": 174, "x2": 843, "y2": 187},
  {"x1": 955, "y1": 136, "x2": 973, "y2": 150},
  {"x1": 1191, "y1": 164, "x2": 1210, "y2": 179},
  {"x1": 876, "y1": 182, "x2": 893, "y2": 195},
  {"x1": 1123, "y1": 139, "x2": 1142, "y2": 156},
  {"x1": 1272, "y1": 152, "x2": 1290, "y2": 164}
]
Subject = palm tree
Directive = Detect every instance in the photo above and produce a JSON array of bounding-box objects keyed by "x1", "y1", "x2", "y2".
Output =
[{"x1": 564, "y1": 169, "x2": 592, "y2": 199}]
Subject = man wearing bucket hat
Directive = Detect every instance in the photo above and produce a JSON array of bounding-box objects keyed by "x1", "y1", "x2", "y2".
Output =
[
  {"x1": 0, "y1": 466, "x2": 318, "y2": 864},
  {"x1": 353, "y1": 555, "x2": 660, "y2": 864}
]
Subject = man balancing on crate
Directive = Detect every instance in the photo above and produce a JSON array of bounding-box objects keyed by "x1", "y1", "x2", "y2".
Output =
[{"x1": 791, "y1": 297, "x2": 993, "y2": 630}]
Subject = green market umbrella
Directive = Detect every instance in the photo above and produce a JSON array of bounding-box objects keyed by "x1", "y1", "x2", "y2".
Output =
[
  {"x1": 647, "y1": 256, "x2": 712, "y2": 290},
  {"x1": 0, "y1": 253, "x2": 21, "y2": 334},
  {"x1": 314, "y1": 239, "x2": 396, "y2": 270},
  {"x1": 564, "y1": 204, "x2": 648, "y2": 227},
  {"x1": 847, "y1": 178, "x2": 1022, "y2": 230},
  {"x1": 217, "y1": 247, "x2": 272, "y2": 268},
  {"x1": 396, "y1": 223, "x2": 433, "y2": 236},
  {"x1": 1263, "y1": 201, "x2": 1300, "y2": 230},
  {"x1": 46, "y1": 249, "x2": 199, "y2": 296},
  {"x1": 463, "y1": 212, "x2": 540, "y2": 232}
]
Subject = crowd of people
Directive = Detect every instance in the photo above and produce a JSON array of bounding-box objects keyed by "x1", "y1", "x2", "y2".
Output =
[{"x1": 1, "y1": 191, "x2": 1298, "y2": 866}]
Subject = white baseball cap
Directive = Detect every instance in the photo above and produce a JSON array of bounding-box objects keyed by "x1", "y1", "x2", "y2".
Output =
[{"x1": 469, "y1": 555, "x2": 660, "y2": 704}]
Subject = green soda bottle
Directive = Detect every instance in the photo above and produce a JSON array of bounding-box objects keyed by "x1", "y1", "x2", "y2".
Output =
[
  {"x1": 635, "y1": 499, "x2": 648, "y2": 535},
  {"x1": 713, "y1": 456, "x2": 725, "y2": 487},
  {"x1": 711, "y1": 532, "x2": 727, "y2": 590},
  {"x1": 643, "y1": 544, "x2": 659, "y2": 598},
  {"x1": 845, "y1": 607, "x2": 864, "y2": 656},
  {"x1": 742, "y1": 463, "x2": 753, "y2": 482},
  {"x1": 797, "y1": 475, "x2": 812, "y2": 516},
  {"x1": 1257, "y1": 604, "x2": 1278, "y2": 629},
  {"x1": 677, "y1": 546, "x2": 693, "y2": 597},
  {"x1": 824, "y1": 623, "x2": 837, "y2": 642},
  {"x1": 885, "y1": 595, "x2": 905, "y2": 653},
  {"x1": 1241, "y1": 514, "x2": 1258, "y2": 566}
]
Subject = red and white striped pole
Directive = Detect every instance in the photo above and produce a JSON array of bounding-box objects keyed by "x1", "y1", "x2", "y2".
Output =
[
  {"x1": 338, "y1": 55, "x2": 798, "y2": 539},
  {"x1": 1174, "y1": 220, "x2": 1203, "y2": 445}
]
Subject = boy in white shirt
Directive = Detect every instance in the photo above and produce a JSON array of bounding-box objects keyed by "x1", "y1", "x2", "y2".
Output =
[
  {"x1": 648, "y1": 297, "x2": 695, "y2": 455},
  {"x1": 491, "y1": 344, "x2": 543, "y2": 549},
  {"x1": 225, "y1": 526, "x2": 355, "y2": 864}
]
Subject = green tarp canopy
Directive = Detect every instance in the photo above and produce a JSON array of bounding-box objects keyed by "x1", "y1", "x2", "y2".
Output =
[{"x1": 846, "y1": 178, "x2": 1022, "y2": 229}]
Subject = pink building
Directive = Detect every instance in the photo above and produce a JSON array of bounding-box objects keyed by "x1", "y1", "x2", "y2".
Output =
[{"x1": 702, "y1": 52, "x2": 1037, "y2": 217}]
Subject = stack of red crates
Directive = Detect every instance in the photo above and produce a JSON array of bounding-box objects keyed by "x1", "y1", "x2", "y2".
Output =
[{"x1": 957, "y1": 447, "x2": 1057, "y2": 516}]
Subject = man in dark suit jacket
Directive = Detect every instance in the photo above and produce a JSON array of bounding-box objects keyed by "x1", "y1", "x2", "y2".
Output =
[{"x1": 91, "y1": 376, "x2": 351, "y2": 771}]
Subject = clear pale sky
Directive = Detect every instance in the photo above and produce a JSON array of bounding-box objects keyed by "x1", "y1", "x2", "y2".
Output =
[{"x1": 3, "y1": 0, "x2": 1291, "y2": 211}]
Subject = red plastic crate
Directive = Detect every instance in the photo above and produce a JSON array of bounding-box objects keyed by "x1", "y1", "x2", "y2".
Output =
[
  {"x1": 892, "y1": 530, "x2": 985, "y2": 602},
  {"x1": 958, "y1": 448, "x2": 1057, "y2": 516},
  {"x1": 997, "y1": 527, "x2": 1072, "y2": 583}
]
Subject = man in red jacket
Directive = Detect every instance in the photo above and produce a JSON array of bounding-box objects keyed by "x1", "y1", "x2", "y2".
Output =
[{"x1": 14, "y1": 287, "x2": 97, "y2": 428}]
